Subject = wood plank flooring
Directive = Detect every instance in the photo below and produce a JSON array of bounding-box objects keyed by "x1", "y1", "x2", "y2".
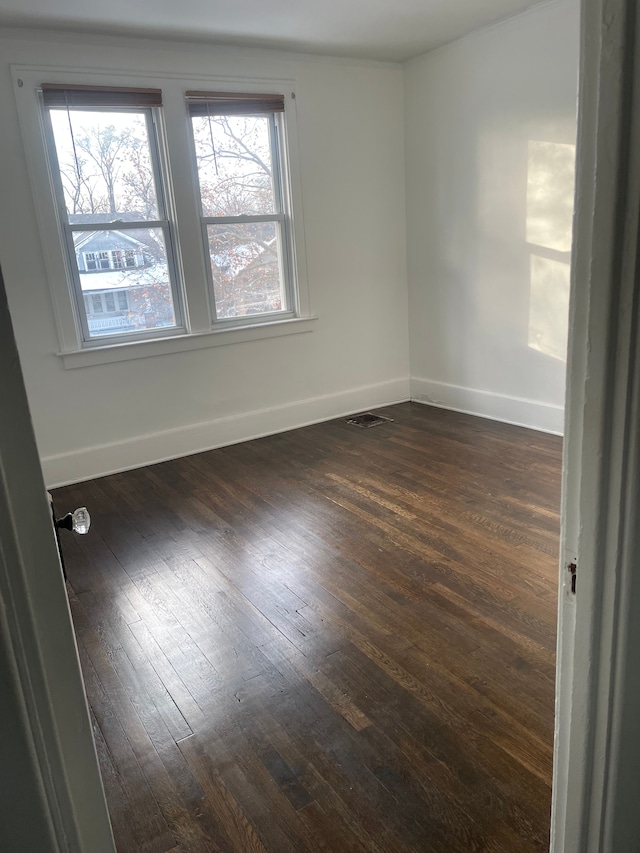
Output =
[{"x1": 53, "y1": 402, "x2": 562, "y2": 853}]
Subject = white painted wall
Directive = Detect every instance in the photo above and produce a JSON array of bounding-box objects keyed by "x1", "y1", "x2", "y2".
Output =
[
  {"x1": 405, "y1": 0, "x2": 580, "y2": 434},
  {"x1": 0, "y1": 30, "x2": 409, "y2": 486},
  {"x1": 0, "y1": 2, "x2": 581, "y2": 486}
]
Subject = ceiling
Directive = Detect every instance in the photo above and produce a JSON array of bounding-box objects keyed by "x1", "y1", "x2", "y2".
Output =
[{"x1": 0, "y1": 0, "x2": 550, "y2": 62}]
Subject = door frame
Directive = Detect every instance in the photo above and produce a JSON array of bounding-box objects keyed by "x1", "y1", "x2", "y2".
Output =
[
  {"x1": 0, "y1": 268, "x2": 115, "y2": 852},
  {"x1": 551, "y1": 0, "x2": 640, "y2": 850}
]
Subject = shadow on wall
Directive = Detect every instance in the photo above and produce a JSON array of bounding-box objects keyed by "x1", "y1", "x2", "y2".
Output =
[{"x1": 526, "y1": 140, "x2": 575, "y2": 363}]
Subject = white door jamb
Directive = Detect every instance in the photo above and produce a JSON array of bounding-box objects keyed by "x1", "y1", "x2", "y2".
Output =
[
  {"x1": 552, "y1": 1, "x2": 640, "y2": 850},
  {"x1": 0, "y1": 268, "x2": 115, "y2": 852}
]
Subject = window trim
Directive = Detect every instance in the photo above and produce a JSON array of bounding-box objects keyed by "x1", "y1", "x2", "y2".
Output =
[
  {"x1": 12, "y1": 65, "x2": 312, "y2": 365},
  {"x1": 58, "y1": 315, "x2": 317, "y2": 368}
]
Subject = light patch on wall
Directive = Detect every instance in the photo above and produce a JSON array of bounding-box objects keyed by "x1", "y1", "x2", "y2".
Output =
[
  {"x1": 528, "y1": 254, "x2": 570, "y2": 361},
  {"x1": 526, "y1": 140, "x2": 575, "y2": 253},
  {"x1": 526, "y1": 140, "x2": 575, "y2": 362}
]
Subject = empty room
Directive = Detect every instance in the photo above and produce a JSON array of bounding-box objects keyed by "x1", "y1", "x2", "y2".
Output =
[{"x1": 0, "y1": 0, "x2": 584, "y2": 851}]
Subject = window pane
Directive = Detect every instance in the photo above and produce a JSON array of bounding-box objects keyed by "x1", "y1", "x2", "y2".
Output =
[
  {"x1": 192, "y1": 115, "x2": 276, "y2": 217},
  {"x1": 74, "y1": 227, "x2": 176, "y2": 337},
  {"x1": 48, "y1": 109, "x2": 159, "y2": 223},
  {"x1": 207, "y1": 221, "x2": 285, "y2": 319}
]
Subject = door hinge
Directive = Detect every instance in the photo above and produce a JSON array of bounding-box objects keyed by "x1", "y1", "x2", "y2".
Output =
[{"x1": 567, "y1": 561, "x2": 577, "y2": 594}]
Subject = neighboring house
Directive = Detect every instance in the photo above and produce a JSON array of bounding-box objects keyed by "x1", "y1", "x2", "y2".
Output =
[
  {"x1": 76, "y1": 228, "x2": 279, "y2": 334},
  {"x1": 72, "y1": 227, "x2": 173, "y2": 336}
]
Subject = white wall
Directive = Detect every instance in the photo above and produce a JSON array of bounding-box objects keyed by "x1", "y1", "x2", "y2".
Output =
[
  {"x1": 405, "y1": 0, "x2": 580, "y2": 434},
  {"x1": 0, "y1": 30, "x2": 409, "y2": 486},
  {"x1": 0, "y1": 3, "x2": 581, "y2": 487}
]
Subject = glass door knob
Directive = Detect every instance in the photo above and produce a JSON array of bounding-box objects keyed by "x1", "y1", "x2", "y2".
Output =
[{"x1": 56, "y1": 507, "x2": 91, "y2": 534}]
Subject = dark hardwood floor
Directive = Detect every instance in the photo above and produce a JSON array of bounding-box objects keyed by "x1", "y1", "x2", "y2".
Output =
[{"x1": 53, "y1": 402, "x2": 562, "y2": 853}]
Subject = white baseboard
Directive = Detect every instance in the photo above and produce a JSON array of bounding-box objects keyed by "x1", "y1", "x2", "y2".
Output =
[
  {"x1": 410, "y1": 376, "x2": 564, "y2": 435},
  {"x1": 43, "y1": 377, "x2": 410, "y2": 488}
]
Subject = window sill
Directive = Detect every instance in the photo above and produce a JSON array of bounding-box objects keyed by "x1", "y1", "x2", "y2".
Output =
[{"x1": 57, "y1": 315, "x2": 318, "y2": 369}]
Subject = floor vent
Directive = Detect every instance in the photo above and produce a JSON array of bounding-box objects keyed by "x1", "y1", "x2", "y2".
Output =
[{"x1": 347, "y1": 412, "x2": 394, "y2": 428}]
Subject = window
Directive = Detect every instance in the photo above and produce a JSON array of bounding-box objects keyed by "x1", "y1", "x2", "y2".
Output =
[
  {"x1": 112, "y1": 249, "x2": 142, "y2": 269},
  {"x1": 14, "y1": 70, "x2": 311, "y2": 365},
  {"x1": 84, "y1": 249, "x2": 144, "y2": 271},
  {"x1": 42, "y1": 84, "x2": 183, "y2": 343},
  {"x1": 82, "y1": 289, "x2": 133, "y2": 336},
  {"x1": 84, "y1": 251, "x2": 110, "y2": 271},
  {"x1": 187, "y1": 92, "x2": 294, "y2": 322}
]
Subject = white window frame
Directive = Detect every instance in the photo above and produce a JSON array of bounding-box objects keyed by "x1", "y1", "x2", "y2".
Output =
[
  {"x1": 12, "y1": 66, "x2": 314, "y2": 369},
  {"x1": 188, "y1": 107, "x2": 297, "y2": 325},
  {"x1": 41, "y1": 99, "x2": 185, "y2": 347}
]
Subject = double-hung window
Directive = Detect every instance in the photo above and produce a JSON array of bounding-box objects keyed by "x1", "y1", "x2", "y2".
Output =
[
  {"x1": 41, "y1": 85, "x2": 183, "y2": 342},
  {"x1": 187, "y1": 91, "x2": 295, "y2": 322},
  {"x1": 14, "y1": 70, "x2": 310, "y2": 364}
]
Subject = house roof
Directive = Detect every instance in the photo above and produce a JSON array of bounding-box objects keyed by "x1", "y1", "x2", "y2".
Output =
[{"x1": 73, "y1": 229, "x2": 146, "y2": 251}]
